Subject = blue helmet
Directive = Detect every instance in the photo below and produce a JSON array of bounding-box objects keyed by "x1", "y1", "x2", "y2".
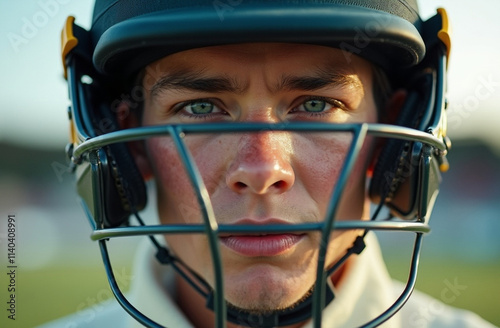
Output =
[{"x1": 61, "y1": 1, "x2": 451, "y2": 327}]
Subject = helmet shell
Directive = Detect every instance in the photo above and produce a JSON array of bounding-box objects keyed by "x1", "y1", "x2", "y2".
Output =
[{"x1": 90, "y1": 0, "x2": 424, "y2": 80}]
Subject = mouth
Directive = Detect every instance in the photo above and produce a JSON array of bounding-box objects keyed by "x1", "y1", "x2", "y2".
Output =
[{"x1": 219, "y1": 233, "x2": 304, "y2": 257}]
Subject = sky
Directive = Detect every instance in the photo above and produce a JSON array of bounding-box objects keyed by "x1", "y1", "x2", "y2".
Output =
[{"x1": 0, "y1": 0, "x2": 499, "y2": 150}]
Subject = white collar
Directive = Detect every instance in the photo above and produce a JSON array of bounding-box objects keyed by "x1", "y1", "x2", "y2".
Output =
[
  {"x1": 306, "y1": 232, "x2": 402, "y2": 328},
  {"x1": 126, "y1": 240, "x2": 194, "y2": 328}
]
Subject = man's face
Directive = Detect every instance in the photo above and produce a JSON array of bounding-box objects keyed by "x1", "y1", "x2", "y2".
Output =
[{"x1": 138, "y1": 43, "x2": 378, "y2": 313}]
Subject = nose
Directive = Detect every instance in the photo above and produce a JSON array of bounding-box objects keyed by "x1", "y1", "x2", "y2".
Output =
[{"x1": 226, "y1": 132, "x2": 295, "y2": 195}]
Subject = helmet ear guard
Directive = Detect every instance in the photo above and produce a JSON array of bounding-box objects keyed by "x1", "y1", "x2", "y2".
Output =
[
  {"x1": 368, "y1": 8, "x2": 451, "y2": 221},
  {"x1": 369, "y1": 71, "x2": 439, "y2": 220},
  {"x1": 75, "y1": 75, "x2": 147, "y2": 229},
  {"x1": 63, "y1": 17, "x2": 146, "y2": 228},
  {"x1": 74, "y1": 78, "x2": 147, "y2": 229}
]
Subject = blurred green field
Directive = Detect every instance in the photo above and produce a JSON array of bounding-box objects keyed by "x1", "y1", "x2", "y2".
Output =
[
  {"x1": 0, "y1": 265, "x2": 124, "y2": 328},
  {"x1": 387, "y1": 258, "x2": 500, "y2": 327},
  {"x1": 0, "y1": 260, "x2": 498, "y2": 327}
]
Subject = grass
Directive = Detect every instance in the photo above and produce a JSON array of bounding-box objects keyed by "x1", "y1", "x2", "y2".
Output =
[
  {"x1": 1, "y1": 260, "x2": 498, "y2": 327},
  {"x1": 386, "y1": 257, "x2": 500, "y2": 327},
  {"x1": 0, "y1": 265, "x2": 128, "y2": 328}
]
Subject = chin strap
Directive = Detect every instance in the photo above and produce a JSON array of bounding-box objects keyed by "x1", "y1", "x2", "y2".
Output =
[{"x1": 206, "y1": 284, "x2": 335, "y2": 328}]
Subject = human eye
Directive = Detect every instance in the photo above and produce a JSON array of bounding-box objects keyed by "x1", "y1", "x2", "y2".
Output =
[
  {"x1": 300, "y1": 98, "x2": 330, "y2": 113},
  {"x1": 292, "y1": 96, "x2": 347, "y2": 116},
  {"x1": 174, "y1": 99, "x2": 226, "y2": 119}
]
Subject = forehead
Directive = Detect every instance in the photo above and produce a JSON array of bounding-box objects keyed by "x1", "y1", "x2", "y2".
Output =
[{"x1": 143, "y1": 43, "x2": 373, "y2": 89}]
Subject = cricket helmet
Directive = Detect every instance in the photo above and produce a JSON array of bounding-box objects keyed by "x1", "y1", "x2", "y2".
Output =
[{"x1": 61, "y1": 0, "x2": 451, "y2": 326}]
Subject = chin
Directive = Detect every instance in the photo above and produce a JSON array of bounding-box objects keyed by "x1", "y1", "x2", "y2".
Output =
[{"x1": 223, "y1": 263, "x2": 315, "y2": 313}]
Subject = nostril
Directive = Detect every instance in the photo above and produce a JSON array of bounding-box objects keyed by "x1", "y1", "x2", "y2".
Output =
[
  {"x1": 272, "y1": 181, "x2": 286, "y2": 190},
  {"x1": 231, "y1": 179, "x2": 289, "y2": 194},
  {"x1": 234, "y1": 182, "x2": 247, "y2": 191}
]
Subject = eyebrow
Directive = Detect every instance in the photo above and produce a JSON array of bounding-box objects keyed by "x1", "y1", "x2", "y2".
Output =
[
  {"x1": 150, "y1": 70, "x2": 246, "y2": 98},
  {"x1": 274, "y1": 68, "x2": 363, "y2": 94},
  {"x1": 149, "y1": 66, "x2": 363, "y2": 98}
]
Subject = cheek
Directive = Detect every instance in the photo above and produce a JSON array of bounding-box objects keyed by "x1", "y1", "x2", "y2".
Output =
[
  {"x1": 147, "y1": 137, "x2": 196, "y2": 224},
  {"x1": 146, "y1": 136, "x2": 230, "y2": 224},
  {"x1": 294, "y1": 133, "x2": 372, "y2": 218},
  {"x1": 294, "y1": 134, "x2": 353, "y2": 208},
  {"x1": 147, "y1": 137, "x2": 215, "y2": 277}
]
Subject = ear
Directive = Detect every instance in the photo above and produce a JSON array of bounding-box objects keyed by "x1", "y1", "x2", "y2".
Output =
[{"x1": 116, "y1": 101, "x2": 153, "y2": 181}]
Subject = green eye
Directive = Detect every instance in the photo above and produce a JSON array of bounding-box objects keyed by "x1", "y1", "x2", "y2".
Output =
[
  {"x1": 303, "y1": 99, "x2": 327, "y2": 112},
  {"x1": 188, "y1": 101, "x2": 214, "y2": 114}
]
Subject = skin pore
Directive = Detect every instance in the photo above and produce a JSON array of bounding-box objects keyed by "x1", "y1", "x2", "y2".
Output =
[{"x1": 130, "y1": 43, "x2": 379, "y2": 328}]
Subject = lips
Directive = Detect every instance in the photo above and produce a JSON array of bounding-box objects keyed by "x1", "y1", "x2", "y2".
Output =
[{"x1": 219, "y1": 233, "x2": 304, "y2": 257}]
